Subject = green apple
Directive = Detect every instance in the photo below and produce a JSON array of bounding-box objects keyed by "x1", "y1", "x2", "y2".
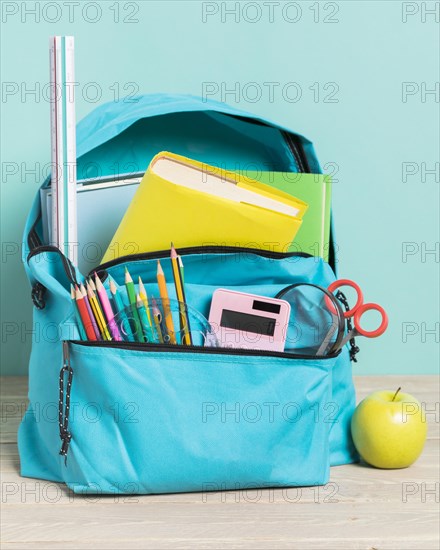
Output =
[{"x1": 351, "y1": 388, "x2": 427, "y2": 469}]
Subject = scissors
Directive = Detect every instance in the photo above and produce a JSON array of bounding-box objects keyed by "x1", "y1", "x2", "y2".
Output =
[{"x1": 327, "y1": 279, "x2": 388, "y2": 353}]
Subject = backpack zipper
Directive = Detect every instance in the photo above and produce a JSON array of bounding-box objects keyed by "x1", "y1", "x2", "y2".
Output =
[
  {"x1": 25, "y1": 245, "x2": 313, "y2": 305},
  {"x1": 27, "y1": 245, "x2": 78, "y2": 285},
  {"x1": 27, "y1": 245, "x2": 312, "y2": 286},
  {"x1": 67, "y1": 339, "x2": 339, "y2": 361},
  {"x1": 27, "y1": 214, "x2": 43, "y2": 251},
  {"x1": 225, "y1": 114, "x2": 311, "y2": 174},
  {"x1": 282, "y1": 131, "x2": 311, "y2": 173},
  {"x1": 92, "y1": 246, "x2": 312, "y2": 280}
]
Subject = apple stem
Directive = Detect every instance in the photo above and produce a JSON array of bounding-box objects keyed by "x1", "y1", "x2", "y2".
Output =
[{"x1": 392, "y1": 387, "x2": 402, "y2": 402}]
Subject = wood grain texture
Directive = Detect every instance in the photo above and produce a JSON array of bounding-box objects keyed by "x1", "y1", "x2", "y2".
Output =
[{"x1": 1, "y1": 375, "x2": 439, "y2": 550}]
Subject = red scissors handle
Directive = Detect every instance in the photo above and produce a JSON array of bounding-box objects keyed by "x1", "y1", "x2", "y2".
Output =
[
  {"x1": 328, "y1": 279, "x2": 363, "y2": 318},
  {"x1": 354, "y1": 303, "x2": 388, "y2": 338}
]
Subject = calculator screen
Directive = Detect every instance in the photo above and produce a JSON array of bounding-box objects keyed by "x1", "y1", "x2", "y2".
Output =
[{"x1": 220, "y1": 309, "x2": 276, "y2": 337}]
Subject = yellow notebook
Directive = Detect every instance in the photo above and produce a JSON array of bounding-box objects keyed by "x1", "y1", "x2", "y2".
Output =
[{"x1": 102, "y1": 152, "x2": 308, "y2": 263}]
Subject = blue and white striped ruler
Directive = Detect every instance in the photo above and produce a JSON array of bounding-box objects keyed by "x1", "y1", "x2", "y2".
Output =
[{"x1": 49, "y1": 36, "x2": 77, "y2": 265}]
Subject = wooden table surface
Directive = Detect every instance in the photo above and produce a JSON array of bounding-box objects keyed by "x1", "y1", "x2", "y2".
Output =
[{"x1": 1, "y1": 375, "x2": 439, "y2": 550}]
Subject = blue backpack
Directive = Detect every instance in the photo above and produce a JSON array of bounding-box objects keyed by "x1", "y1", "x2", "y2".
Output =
[{"x1": 19, "y1": 94, "x2": 358, "y2": 494}]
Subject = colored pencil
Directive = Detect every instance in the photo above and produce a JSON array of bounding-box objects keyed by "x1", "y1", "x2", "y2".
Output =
[
  {"x1": 88, "y1": 277, "x2": 106, "y2": 320},
  {"x1": 89, "y1": 277, "x2": 107, "y2": 312},
  {"x1": 109, "y1": 278, "x2": 134, "y2": 342},
  {"x1": 74, "y1": 286, "x2": 97, "y2": 341},
  {"x1": 138, "y1": 276, "x2": 153, "y2": 327},
  {"x1": 88, "y1": 277, "x2": 105, "y2": 337},
  {"x1": 94, "y1": 273, "x2": 122, "y2": 341},
  {"x1": 124, "y1": 268, "x2": 144, "y2": 342},
  {"x1": 87, "y1": 282, "x2": 111, "y2": 341},
  {"x1": 86, "y1": 282, "x2": 107, "y2": 340},
  {"x1": 70, "y1": 285, "x2": 87, "y2": 340},
  {"x1": 80, "y1": 283, "x2": 101, "y2": 340},
  {"x1": 151, "y1": 296, "x2": 164, "y2": 344},
  {"x1": 156, "y1": 260, "x2": 176, "y2": 344},
  {"x1": 178, "y1": 255, "x2": 184, "y2": 285},
  {"x1": 136, "y1": 294, "x2": 154, "y2": 343},
  {"x1": 170, "y1": 244, "x2": 192, "y2": 345}
]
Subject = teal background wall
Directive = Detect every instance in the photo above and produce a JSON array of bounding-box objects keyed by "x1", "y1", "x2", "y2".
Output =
[{"x1": 1, "y1": 1, "x2": 438, "y2": 375}]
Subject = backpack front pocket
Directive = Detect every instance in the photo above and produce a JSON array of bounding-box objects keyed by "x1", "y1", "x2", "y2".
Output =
[{"x1": 59, "y1": 341, "x2": 337, "y2": 494}]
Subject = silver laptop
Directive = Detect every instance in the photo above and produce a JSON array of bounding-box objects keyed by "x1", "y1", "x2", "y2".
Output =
[{"x1": 40, "y1": 173, "x2": 143, "y2": 275}]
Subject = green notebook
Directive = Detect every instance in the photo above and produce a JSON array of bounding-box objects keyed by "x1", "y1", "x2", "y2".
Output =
[{"x1": 236, "y1": 171, "x2": 332, "y2": 261}]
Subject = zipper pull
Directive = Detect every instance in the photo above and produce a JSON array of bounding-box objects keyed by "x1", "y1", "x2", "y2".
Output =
[
  {"x1": 334, "y1": 290, "x2": 360, "y2": 362},
  {"x1": 59, "y1": 341, "x2": 73, "y2": 463},
  {"x1": 63, "y1": 340, "x2": 70, "y2": 367},
  {"x1": 59, "y1": 431, "x2": 72, "y2": 459}
]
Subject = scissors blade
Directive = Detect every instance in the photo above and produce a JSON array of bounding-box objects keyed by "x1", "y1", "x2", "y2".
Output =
[
  {"x1": 330, "y1": 330, "x2": 357, "y2": 354},
  {"x1": 316, "y1": 312, "x2": 339, "y2": 356}
]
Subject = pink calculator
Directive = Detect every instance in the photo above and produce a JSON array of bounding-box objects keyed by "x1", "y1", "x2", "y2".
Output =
[{"x1": 208, "y1": 289, "x2": 291, "y2": 352}]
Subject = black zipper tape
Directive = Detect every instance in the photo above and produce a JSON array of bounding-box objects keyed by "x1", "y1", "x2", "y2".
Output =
[
  {"x1": 216, "y1": 113, "x2": 311, "y2": 174},
  {"x1": 24, "y1": 245, "x2": 315, "y2": 308},
  {"x1": 27, "y1": 213, "x2": 43, "y2": 251},
  {"x1": 92, "y1": 246, "x2": 312, "y2": 280},
  {"x1": 68, "y1": 339, "x2": 340, "y2": 361},
  {"x1": 282, "y1": 131, "x2": 311, "y2": 174},
  {"x1": 27, "y1": 245, "x2": 78, "y2": 285},
  {"x1": 223, "y1": 115, "x2": 311, "y2": 174}
]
